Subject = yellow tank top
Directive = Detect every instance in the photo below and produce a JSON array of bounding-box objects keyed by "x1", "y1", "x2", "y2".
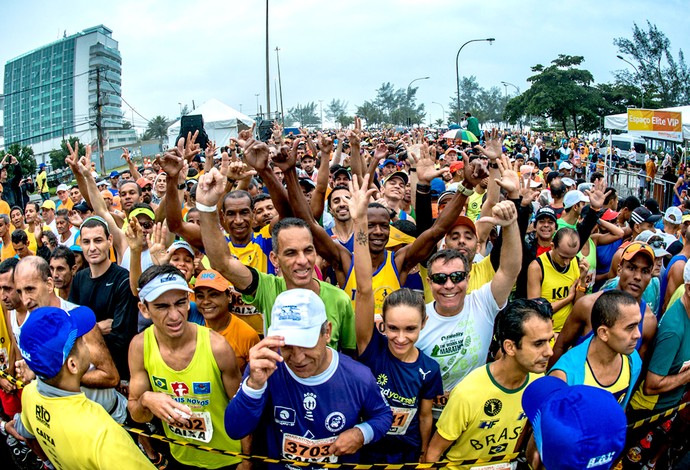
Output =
[
  {"x1": 343, "y1": 250, "x2": 401, "y2": 328},
  {"x1": 584, "y1": 356, "x2": 630, "y2": 405},
  {"x1": 537, "y1": 252, "x2": 580, "y2": 332},
  {"x1": 144, "y1": 325, "x2": 241, "y2": 467},
  {"x1": 20, "y1": 381, "x2": 154, "y2": 469},
  {"x1": 465, "y1": 191, "x2": 484, "y2": 221}
]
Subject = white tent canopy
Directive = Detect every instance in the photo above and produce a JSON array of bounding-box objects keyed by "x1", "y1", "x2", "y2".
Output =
[
  {"x1": 604, "y1": 105, "x2": 690, "y2": 141},
  {"x1": 167, "y1": 98, "x2": 255, "y2": 148}
]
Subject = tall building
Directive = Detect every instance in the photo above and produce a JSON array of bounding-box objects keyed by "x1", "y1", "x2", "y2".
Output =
[{"x1": 2, "y1": 25, "x2": 137, "y2": 164}]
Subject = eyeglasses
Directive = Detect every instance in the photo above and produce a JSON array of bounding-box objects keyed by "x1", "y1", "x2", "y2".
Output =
[
  {"x1": 139, "y1": 221, "x2": 154, "y2": 230},
  {"x1": 142, "y1": 186, "x2": 153, "y2": 192},
  {"x1": 429, "y1": 271, "x2": 468, "y2": 285}
]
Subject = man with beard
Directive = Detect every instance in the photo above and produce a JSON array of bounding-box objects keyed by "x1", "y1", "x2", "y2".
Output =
[
  {"x1": 137, "y1": 177, "x2": 154, "y2": 205},
  {"x1": 550, "y1": 242, "x2": 658, "y2": 365},
  {"x1": 325, "y1": 185, "x2": 355, "y2": 252}
]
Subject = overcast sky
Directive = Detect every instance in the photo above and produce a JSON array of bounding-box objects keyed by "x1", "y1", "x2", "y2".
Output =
[{"x1": 2, "y1": 0, "x2": 688, "y2": 128}]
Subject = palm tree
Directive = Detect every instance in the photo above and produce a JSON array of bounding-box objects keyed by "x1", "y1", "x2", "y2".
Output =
[{"x1": 143, "y1": 115, "x2": 170, "y2": 148}]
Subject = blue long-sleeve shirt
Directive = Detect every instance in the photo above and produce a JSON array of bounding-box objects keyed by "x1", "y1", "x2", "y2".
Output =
[{"x1": 225, "y1": 348, "x2": 392, "y2": 468}]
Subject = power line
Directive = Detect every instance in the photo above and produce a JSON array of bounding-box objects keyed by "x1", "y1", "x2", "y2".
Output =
[
  {"x1": 100, "y1": 75, "x2": 150, "y2": 123},
  {"x1": 0, "y1": 121, "x2": 94, "y2": 150},
  {"x1": 0, "y1": 69, "x2": 95, "y2": 99}
]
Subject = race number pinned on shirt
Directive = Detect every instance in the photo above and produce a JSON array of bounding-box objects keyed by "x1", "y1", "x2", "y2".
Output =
[
  {"x1": 388, "y1": 406, "x2": 417, "y2": 435},
  {"x1": 432, "y1": 391, "x2": 450, "y2": 413},
  {"x1": 167, "y1": 411, "x2": 213, "y2": 443},
  {"x1": 282, "y1": 433, "x2": 338, "y2": 463}
]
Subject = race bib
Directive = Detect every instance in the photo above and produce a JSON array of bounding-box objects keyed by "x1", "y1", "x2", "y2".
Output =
[
  {"x1": 388, "y1": 406, "x2": 417, "y2": 435},
  {"x1": 167, "y1": 411, "x2": 213, "y2": 443},
  {"x1": 282, "y1": 433, "x2": 338, "y2": 463},
  {"x1": 473, "y1": 463, "x2": 513, "y2": 470},
  {"x1": 0, "y1": 347, "x2": 8, "y2": 371}
]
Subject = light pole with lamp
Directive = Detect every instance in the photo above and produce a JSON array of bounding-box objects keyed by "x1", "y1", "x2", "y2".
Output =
[
  {"x1": 431, "y1": 101, "x2": 445, "y2": 126},
  {"x1": 501, "y1": 81, "x2": 521, "y2": 130},
  {"x1": 617, "y1": 55, "x2": 644, "y2": 108},
  {"x1": 456, "y1": 38, "x2": 495, "y2": 124},
  {"x1": 406, "y1": 77, "x2": 429, "y2": 127},
  {"x1": 255, "y1": 94, "x2": 260, "y2": 119}
]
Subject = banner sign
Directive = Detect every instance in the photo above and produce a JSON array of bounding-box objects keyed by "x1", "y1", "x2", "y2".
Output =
[{"x1": 627, "y1": 109, "x2": 683, "y2": 142}]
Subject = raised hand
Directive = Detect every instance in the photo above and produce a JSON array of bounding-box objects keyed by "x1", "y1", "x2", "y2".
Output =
[
  {"x1": 196, "y1": 167, "x2": 227, "y2": 206},
  {"x1": 204, "y1": 140, "x2": 218, "y2": 172},
  {"x1": 123, "y1": 216, "x2": 144, "y2": 253},
  {"x1": 415, "y1": 143, "x2": 445, "y2": 185},
  {"x1": 147, "y1": 223, "x2": 171, "y2": 265},
  {"x1": 246, "y1": 336, "x2": 285, "y2": 390},
  {"x1": 159, "y1": 138, "x2": 185, "y2": 177},
  {"x1": 183, "y1": 131, "x2": 201, "y2": 162},
  {"x1": 494, "y1": 157, "x2": 520, "y2": 198},
  {"x1": 585, "y1": 188, "x2": 611, "y2": 211},
  {"x1": 65, "y1": 140, "x2": 80, "y2": 169},
  {"x1": 477, "y1": 200, "x2": 518, "y2": 227},
  {"x1": 121, "y1": 148, "x2": 132, "y2": 163},
  {"x1": 67, "y1": 210, "x2": 83, "y2": 228},
  {"x1": 272, "y1": 140, "x2": 298, "y2": 172},
  {"x1": 240, "y1": 139, "x2": 270, "y2": 172},
  {"x1": 347, "y1": 174, "x2": 376, "y2": 221},
  {"x1": 461, "y1": 152, "x2": 490, "y2": 188},
  {"x1": 319, "y1": 134, "x2": 334, "y2": 158},
  {"x1": 373, "y1": 143, "x2": 388, "y2": 162},
  {"x1": 226, "y1": 158, "x2": 257, "y2": 182},
  {"x1": 473, "y1": 128, "x2": 502, "y2": 161},
  {"x1": 237, "y1": 123, "x2": 255, "y2": 146}
]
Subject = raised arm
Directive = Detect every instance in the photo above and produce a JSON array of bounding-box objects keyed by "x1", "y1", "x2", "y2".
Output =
[
  {"x1": 310, "y1": 134, "x2": 333, "y2": 222},
  {"x1": 277, "y1": 141, "x2": 352, "y2": 281},
  {"x1": 348, "y1": 117, "x2": 365, "y2": 180},
  {"x1": 122, "y1": 149, "x2": 142, "y2": 181},
  {"x1": 66, "y1": 141, "x2": 127, "y2": 257},
  {"x1": 123, "y1": 217, "x2": 145, "y2": 297},
  {"x1": 481, "y1": 200, "x2": 522, "y2": 306},
  {"x1": 350, "y1": 175, "x2": 377, "y2": 354}
]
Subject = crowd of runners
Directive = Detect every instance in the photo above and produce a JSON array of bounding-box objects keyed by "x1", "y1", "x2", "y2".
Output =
[{"x1": 0, "y1": 119, "x2": 688, "y2": 469}]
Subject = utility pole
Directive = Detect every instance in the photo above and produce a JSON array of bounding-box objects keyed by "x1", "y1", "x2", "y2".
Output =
[
  {"x1": 265, "y1": 0, "x2": 271, "y2": 119},
  {"x1": 275, "y1": 47, "x2": 285, "y2": 124},
  {"x1": 319, "y1": 100, "x2": 323, "y2": 129},
  {"x1": 95, "y1": 68, "x2": 106, "y2": 173}
]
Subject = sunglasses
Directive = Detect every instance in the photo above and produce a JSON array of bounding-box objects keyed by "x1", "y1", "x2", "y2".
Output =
[
  {"x1": 142, "y1": 186, "x2": 153, "y2": 192},
  {"x1": 139, "y1": 221, "x2": 154, "y2": 230},
  {"x1": 429, "y1": 271, "x2": 468, "y2": 285}
]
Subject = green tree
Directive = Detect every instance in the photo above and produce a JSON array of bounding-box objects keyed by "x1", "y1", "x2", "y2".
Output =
[
  {"x1": 122, "y1": 120, "x2": 133, "y2": 130},
  {"x1": 143, "y1": 115, "x2": 170, "y2": 144},
  {"x1": 448, "y1": 76, "x2": 482, "y2": 124},
  {"x1": 49, "y1": 137, "x2": 85, "y2": 171},
  {"x1": 614, "y1": 21, "x2": 690, "y2": 107},
  {"x1": 337, "y1": 115, "x2": 355, "y2": 128},
  {"x1": 286, "y1": 102, "x2": 319, "y2": 127},
  {"x1": 0, "y1": 143, "x2": 36, "y2": 178},
  {"x1": 434, "y1": 118, "x2": 445, "y2": 128},
  {"x1": 356, "y1": 101, "x2": 384, "y2": 127},
  {"x1": 359, "y1": 82, "x2": 425, "y2": 126},
  {"x1": 325, "y1": 99, "x2": 348, "y2": 127},
  {"x1": 181, "y1": 104, "x2": 190, "y2": 117},
  {"x1": 504, "y1": 55, "x2": 605, "y2": 137},
  {"x1": 475, "y1": 86, "x2": 508, "y2": 124}
]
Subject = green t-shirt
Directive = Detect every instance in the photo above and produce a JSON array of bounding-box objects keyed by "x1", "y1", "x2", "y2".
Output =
[
  {"x1": 242, "y1": 270, "x2": 356, "y2": 351},
  {"x1": 630, "y1": 298, "x2": 690, "y2": 411}
]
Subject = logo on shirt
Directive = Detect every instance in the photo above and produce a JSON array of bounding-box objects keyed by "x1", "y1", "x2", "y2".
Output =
[
  {"x1": 483, "y1": 398, "x2": 502, "y2": 417},
  {"x1": 478, "y1": 419, "x2": 499, "y2": 429},
  {"x1": 193, "y1": 382, "x2": 211, "y2": 395},
  {"x1": 489, "y1": 444, "x2": 508, "y2": 455},
  {"x1": 419, "y1": 368, "x2": 431, "y2": 380},
  {"x1": 325, "y1": 412, "x2": 346, "y2": 432},
  {"x1": 35, "y1": 405, "x2": 51, "y2": 428},
  {"x1": 274, "y1": 406, "x2": 296, "y2": 426},
  {"x1": 171, "y1": 381, "x2": 189, "y2": 397},
  {"x1": 303, "y1": 392, "x2": 317, "y2": 421},
  {"x1": 376, "y1": 374, "x2": 388, "y2": 386},
  {"x1": 152, "y1": 376, "x2": 168, "y2": 390}
]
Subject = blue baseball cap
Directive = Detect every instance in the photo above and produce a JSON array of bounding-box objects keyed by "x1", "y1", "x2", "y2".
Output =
[
  {"x1": 382, "y1": 158, "x2": 397, "y2": 167},
  {"x1": 18, "y1": 306, "x2": 96, "y2": 379},
  {"x1": 522, "y1": 377, "x2": 627, "y2": 470},
  {"x1": 109, "y1": 170, "x2": 120, "y2": 178}
]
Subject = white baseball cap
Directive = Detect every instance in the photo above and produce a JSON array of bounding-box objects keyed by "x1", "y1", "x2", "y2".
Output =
[
  {"x1": 57, "y1": 184, "x2": 70, "y2": 193},
  {"x1": 268, "y1": 289, "x2": 327, "y2": 348},
  {"x1": 563, "y1": 190, "x2": 589, "y2": 209},
  {"x1": 139, "y1": 273, "x2": 193, "y2": 302},
  {"x1": 664, "y1": 206, "x2": 683, "y2": 225},
  {"x1": 559, "y1": 161, "x2": 573, "y2": 170}
]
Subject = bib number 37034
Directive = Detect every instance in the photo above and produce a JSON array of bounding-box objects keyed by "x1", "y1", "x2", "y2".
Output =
[{"x1": 282, "y1": 433, "x2": 338, "y2": 463}]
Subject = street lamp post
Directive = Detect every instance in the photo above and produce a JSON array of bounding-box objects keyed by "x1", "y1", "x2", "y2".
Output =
[
  {"x1": 431, "y1": 101, "x2": 445, "y2": 125},
  {"x1": 255, "y1": 94, "x2": 260, "y2": 119},
  {"x1": 617, "y1": 55, "x2": 644, "y2": 108},
  {"x1": 501, "y1": 81, "x2": 520, "y2": 130},
  {"x1": 456, "y1": 38, "x2": 495, "y2": 124},
  {"x1": 406, "y1": 77, "x2": 429, "y2": 127},
  {"x1": 275, "y1": 47, "x2": 285, "y2": 124}
]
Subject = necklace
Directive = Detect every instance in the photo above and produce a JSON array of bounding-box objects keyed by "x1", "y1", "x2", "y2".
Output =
[{"x1": 549, "y1": 253, "x2": 569, "y2": 274}]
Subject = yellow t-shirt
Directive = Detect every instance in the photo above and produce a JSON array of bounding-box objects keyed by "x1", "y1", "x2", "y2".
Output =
[
  {"x1": 0, "y1": 200, "x2": 10, "y2": 216},
  {"x1": 536, "y1": 252, "x2": 580, "y2": 332},
  {"x1": 468, "y1": 256, "x2": 495, "y2": 295},
  {"x1": 36, "y1": 171, "x2": 48, "y2": 194},
  {"x1": 466, "y1": 191, "x2": 484, "y2": 221},
  {"x1": 0, "y1": 239, "x2": 16, "y2": 261},
  {"x1": 0, "y1": 304, "x2": 12, "y2": 372},
  {"x1": 219, "y1": 315, "x2": 260, "y2": 372},
  {"x1": 436, "y1": 364, "x2": 537, "y2": 469},
  {"x1": 20, "y1": 380, "x2": 155, "y2": 469}
]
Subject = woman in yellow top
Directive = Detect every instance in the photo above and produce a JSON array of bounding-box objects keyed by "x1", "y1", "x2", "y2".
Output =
[{"x1": 527, "y1": 227, "x2": 589, "y2": 333}]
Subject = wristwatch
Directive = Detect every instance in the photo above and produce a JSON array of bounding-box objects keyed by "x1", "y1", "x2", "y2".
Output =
[
  {"x1": 177, "y1": 183, "x2": 186, "y2": 190},
  {"x1": 457, "y1": 182, "x2": 475, "y2": 197}
]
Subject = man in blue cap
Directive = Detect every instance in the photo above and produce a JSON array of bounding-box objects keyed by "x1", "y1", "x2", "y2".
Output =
[
  {"x1": 108, "y1": 170, "x2": 120, "y2": 197},
  {"x1": 36, "y1": 163, "x2": 49, "y2": 202},
  {"x1": 5, "y1": 306, "x2": 154, "y2": 468}
]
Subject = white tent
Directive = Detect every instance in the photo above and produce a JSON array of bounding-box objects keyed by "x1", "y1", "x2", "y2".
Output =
[
  {"x1": 167, "y1": 98, "x2": 255, "y2": 148},
  {"x1": 604, "y1": 105, "x2": 690, "y2": 141}
]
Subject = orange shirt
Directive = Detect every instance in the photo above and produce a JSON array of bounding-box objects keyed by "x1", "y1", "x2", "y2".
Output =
[{"x1": 219, "y1": 314, "x2": 260, "y2": 373}]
